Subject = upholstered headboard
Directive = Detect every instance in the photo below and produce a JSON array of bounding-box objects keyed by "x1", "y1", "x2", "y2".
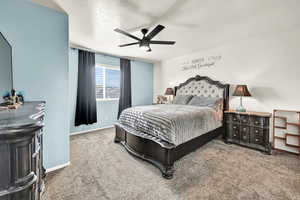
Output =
[{"x1": 175, "y1": 75, "x2": 230, "y2": 110}]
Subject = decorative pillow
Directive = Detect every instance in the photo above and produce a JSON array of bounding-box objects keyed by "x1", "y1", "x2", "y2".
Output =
[
  {"x1": 188, "y1": 96, "x2": 221, "y2": 108},
  {"x1": 172, "y1": 95, "x2": 193, "y2": 105}
]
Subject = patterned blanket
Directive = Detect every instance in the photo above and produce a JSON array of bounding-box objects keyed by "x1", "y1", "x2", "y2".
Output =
[{"x1": 119, "y1": 104, "x2": 222, "y2": 145}]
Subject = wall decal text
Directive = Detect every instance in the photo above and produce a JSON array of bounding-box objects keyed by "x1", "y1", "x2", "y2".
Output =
[{"x1": 181, "y1": 55, "x2": 222, "y2": 71}]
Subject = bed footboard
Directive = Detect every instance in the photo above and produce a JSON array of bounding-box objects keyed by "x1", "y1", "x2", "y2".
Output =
[
  {"x1": 114, "y1": 124, "x2": 223, "y2": 179},
  {"x1": 115, "y1": 125, "x2": 175, "y2": 179}
]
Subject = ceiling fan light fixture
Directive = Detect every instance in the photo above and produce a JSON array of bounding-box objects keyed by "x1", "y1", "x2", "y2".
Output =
[{"x1": 139, "y1": 43, "x2": 150, "y2": 51}]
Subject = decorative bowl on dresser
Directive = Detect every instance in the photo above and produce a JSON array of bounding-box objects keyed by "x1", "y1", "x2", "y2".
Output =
[
  {"x1": 0, "y1": 101, "x2": 45, "y2": 200},
  {"x1": 224, "y1": 110, "x2": 272, "y2": 154}
]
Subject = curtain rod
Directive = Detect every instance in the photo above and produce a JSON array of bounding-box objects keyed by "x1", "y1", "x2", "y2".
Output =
[{"x1": 70, "y1": 43, "x2": 156, "y2": 64}]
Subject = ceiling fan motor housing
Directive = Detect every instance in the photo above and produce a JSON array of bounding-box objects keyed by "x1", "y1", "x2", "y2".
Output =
[{"x1": 141, "y1": 28, "x2": 148, "y2": 35}]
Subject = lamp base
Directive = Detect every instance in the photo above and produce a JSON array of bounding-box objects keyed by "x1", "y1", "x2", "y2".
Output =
[{"x1": 236, "y1": 107, "x2": 246, "y2": 112}]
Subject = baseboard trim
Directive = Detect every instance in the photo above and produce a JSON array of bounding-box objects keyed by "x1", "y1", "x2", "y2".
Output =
[
  {"x1": 70, "y1": 125, "x2": 114, "y2": 136},
  {"x1": 46, "y1": 162, "x2": 70, "y2": 173}
]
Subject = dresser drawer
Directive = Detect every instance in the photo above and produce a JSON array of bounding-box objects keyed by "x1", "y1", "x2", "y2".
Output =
[
  {"x1": 240, "y1": 125, "x2": 250, "y2": 143},
  {"x1": 250, "y1": 127, "x2": 265, "y2": 145}
]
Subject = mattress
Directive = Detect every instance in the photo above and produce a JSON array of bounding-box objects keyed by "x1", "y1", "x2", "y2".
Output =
[{"x1": 118, "y1": 104, "x2": 222, "y2": 146}]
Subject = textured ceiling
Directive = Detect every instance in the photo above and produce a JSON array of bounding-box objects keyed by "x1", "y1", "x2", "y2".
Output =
[
  {"x1": 32, "y1": 0, "x2": 65, "y2": 13},
  {"x1": 32, "y1": 0, "x2": 300, "y2": 62}
]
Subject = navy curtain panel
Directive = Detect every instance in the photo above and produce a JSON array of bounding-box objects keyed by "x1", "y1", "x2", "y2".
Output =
[
  {"x1": 75, "y1": 50, "x2": 97, "y2": 126},
  {"x1": 118, "y1": 58, "x2": 132, "y2": 119}
]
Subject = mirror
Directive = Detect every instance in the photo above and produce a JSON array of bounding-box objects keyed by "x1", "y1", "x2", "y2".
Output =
[{"x1": 0, "y1": 32, "x2": 13, "y2": 103}]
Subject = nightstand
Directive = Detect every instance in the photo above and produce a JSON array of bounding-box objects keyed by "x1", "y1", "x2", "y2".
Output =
[{"x1": 224, "y1": 110, "x2": 272, "y2": 154}]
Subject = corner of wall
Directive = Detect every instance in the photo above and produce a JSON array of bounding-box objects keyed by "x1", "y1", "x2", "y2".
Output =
[{"x1": 153, "y1": 61, "x2": 163, "y2": 102}]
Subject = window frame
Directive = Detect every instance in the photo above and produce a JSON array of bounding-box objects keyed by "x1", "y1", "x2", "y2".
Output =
[{"x1": 95, "y1": 63, "x2": 120, "y2": 101}]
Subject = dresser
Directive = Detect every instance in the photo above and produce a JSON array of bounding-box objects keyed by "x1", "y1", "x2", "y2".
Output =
[
  {"x1": 0, "y1": 102, "x2": 45, "y2": 200},
  {"x1": 224, "y1": 110, "x2": 272, "y2": 154}
]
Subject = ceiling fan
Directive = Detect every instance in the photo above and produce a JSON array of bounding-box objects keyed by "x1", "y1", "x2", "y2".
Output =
[{"x1": 114, "y1": 25, "x2": 175, "y2": 52}]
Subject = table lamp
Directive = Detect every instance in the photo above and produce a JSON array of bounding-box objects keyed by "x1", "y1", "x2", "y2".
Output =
[
  {"x1": 164, "y1": 88, "x2": 174, "y2": 103},
  {"x1": 232, "y1": 85, "x2": 251, "y2": 112}
]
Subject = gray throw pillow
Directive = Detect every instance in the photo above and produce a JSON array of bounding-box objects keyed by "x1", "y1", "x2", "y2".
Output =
[
  {"x1": 172, "y1": 95, "x2": 193, "y2": 105},
  {"x1": 188, "y1": 96, "x2": 221, "y2": 107}
]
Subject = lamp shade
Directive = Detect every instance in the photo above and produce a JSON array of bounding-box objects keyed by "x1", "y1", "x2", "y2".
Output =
[
  {"x1": 232, "y1": 85, "x2": 252, "y2": 97},
  {"x1": 164, "y1": 88, "x2": 174, "y2": 95}
]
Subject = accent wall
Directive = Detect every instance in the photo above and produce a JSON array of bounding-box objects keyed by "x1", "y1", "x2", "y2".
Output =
[
  {"x1": 0, "y1": 0, "x2": 69, "y2": 169},
  {"x1": 69, "y1": 49, "x2": 153, "y2": 134},
  {"x1": 0, "y1": 33, "x2": 12, "y2": 99}
]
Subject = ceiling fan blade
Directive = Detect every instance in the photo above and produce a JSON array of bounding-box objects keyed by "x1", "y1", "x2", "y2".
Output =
[
  {"x1": 146, "y1": 25, "x2": 165, "y2": 40},
  {"x1": 114, "y1": 28, "x2": 141, "y2": 41},
  {"x1": 149, "y1": 40, "x2": 176, "y2": 45},
  {"x1": 118, "y1": 42, "x2": 139, "y2": 47}
]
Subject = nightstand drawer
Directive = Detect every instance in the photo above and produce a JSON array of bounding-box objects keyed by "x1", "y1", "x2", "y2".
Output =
[
  {"x1": 250, "y1": 127, "x2": 264, "y2": 145},
  {"x1": 240, "y1": 115, "x2": 250, "y2": 124},
  {"x1": 226, "y1": 124, "x2": 240, "y2": 141},
  {"x1": 231, "y1": 129, "x2": 240, "y2": 140},
  {"x1": 240, "y1": 125, "x2": 250, "y2": 143},
  {"x1": 226, "y1": 114, "x2": 240, "y2": 123},
  {"x1": 250, "y1": 116, "x2": 263, "y2": 127}
]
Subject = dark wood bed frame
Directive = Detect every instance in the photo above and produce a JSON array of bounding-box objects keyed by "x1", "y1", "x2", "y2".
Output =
[{"x1": 114, "y1": 75, "x2": 230, "y2": 179}]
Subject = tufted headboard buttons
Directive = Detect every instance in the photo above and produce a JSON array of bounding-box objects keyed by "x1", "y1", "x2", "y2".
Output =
[{"x1": 176, "y1": 79, "x2": 224, "y2": 98}]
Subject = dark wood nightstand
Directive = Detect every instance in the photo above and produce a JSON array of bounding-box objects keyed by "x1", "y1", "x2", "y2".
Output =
[{"x1": 224, "y1": 110, "x2": 272, "y2": 154}]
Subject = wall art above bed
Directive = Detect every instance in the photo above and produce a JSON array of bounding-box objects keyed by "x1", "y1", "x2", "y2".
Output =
[{"x1": 181, "y1": 55, "x2": 222, "y2": 71}]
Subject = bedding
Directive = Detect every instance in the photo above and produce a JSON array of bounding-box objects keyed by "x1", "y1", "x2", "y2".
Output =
[{"x1": 119, "y1": 104, "x2": 222, "y2": 145}]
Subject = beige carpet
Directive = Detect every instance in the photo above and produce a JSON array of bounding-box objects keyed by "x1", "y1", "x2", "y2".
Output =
[{"x1": 43, "y1": 128, "x2": 300, "y2": 200}]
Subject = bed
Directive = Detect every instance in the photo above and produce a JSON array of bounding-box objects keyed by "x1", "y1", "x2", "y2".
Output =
[{"x1": 114, "y1": 75, "x2": 230, "y2": 179}]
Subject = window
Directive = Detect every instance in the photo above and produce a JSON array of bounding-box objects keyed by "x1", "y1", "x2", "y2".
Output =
[{"x1": 95, "y1": 64, "x2": 120, "y2": 100}]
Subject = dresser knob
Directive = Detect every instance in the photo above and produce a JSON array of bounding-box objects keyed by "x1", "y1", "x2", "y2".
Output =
[
  {"x1": 255, "y1": 139, "x2": 259, "y2": 141},
  {"x1": 255, "y1": 130, "x2": 258, "y2": 133},
  {"x1": 243, "y1": 128, "x2": 246, "y2": 131}
]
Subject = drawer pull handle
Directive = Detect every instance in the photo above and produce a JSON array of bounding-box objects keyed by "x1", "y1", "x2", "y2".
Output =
[
  {"x1": 243, "y1": 128, "x2": 246, "y2": 131},
  {"x1": 255, "y1": 121, "x2": 259, "y2": 124},
  {"x1": 255, "y1": 130, "x2": 258, "y2": 133},
  {"x1": 255, "y1": 139, "x2": 259, "y2": 141}
]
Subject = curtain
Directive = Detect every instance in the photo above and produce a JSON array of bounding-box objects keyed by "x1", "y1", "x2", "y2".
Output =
[
  {"x1": 75, "y1": 50, "x2": 97, "y2": 126},
  {"x1": 118, "y1": 58, "x2": 132, "y2": 119}
]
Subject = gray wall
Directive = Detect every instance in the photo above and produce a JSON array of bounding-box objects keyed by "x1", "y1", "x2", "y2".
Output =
[{"x1": 0, "y1": 0, "x2": 69, "y2": 169}]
